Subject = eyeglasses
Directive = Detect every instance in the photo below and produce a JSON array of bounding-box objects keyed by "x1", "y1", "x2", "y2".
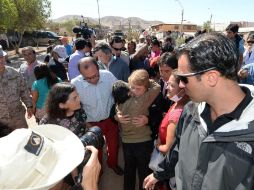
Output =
[
  {"x1": 247, "y1": 41, "x2": 254, "y2": 44},
  {"x1": 112, "y1": 47, "x2": 122, "y2": 51},
  {"x1": 175, "y1": 67, "x2": 217, "y2": 84},
  {"x1": 84, "y1": 73, "x2": 99, "y2": 81}
]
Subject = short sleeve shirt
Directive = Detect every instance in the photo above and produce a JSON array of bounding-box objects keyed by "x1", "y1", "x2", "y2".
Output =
[{"x1": 159, "y1": 103, "x2": 183, "y2": 144}]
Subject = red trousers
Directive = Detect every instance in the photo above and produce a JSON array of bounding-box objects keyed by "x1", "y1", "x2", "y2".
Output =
[{"x1": 89, "y1": 118, "x2": 119, "y2": 168}]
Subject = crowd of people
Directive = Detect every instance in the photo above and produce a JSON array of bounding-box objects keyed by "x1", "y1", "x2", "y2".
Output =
[{"x1": 0, "y1": 23, "x2": 254, "y2": 190}]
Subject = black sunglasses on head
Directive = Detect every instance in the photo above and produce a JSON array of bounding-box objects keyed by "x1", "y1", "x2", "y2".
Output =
[{"x1": 176, "y1": 67, "x2": 217, "y2": 84}]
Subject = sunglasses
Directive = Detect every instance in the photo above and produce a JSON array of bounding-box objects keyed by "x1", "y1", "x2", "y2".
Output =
[
  {"x1": 112, "y1": 47, "x2": 122, "y2": 51},
  {"x1": 247, "y1": 41, "x2": 254, "y2": 44},
  {"x1": 84, "y1": 73, "x2": 99, "y2": 81},
  {"x1": 176, "y1": 67, "x2": 217, "y2": 84}
]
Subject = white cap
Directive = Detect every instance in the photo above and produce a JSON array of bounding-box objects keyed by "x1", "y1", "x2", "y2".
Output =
[
  {"x1": 53, "y1": 45, "x2": 68, "y2": 58},
  {"x1": 0, "y1": 45, "x2": 7, "y2": 57},
  {"x1": 139, "y1": 34, "x2": 145, "y2": 39},
  {"x1": 0, "y1": 124, "x2": 84, "y2": 190}
]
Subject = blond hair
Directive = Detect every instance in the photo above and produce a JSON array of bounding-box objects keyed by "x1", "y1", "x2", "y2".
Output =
[{"x1": 128, "y1": 69, "x2": 149, "y2": 89}]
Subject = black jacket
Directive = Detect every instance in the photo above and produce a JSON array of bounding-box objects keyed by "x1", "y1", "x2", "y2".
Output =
[{"x1": 154, "y1": 85, "x2": 254, "y2": 190}]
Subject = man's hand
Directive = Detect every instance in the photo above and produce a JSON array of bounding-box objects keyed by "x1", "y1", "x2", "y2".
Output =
[
  {"x1": 143, "y1": 173, "x2": 158, "y2": 190},
  {"x1": 82, "y1": 146, "x2": 101, "y2": 190},
  {"x1": 132, "y1": 115, "x2": 148, "y2": 127},
  {"x1": 238, "y1": 69, "x2": 248, "y2": 79},
  {"x1": 27, "y1": 108, "x2": 33, "y2": 119}
]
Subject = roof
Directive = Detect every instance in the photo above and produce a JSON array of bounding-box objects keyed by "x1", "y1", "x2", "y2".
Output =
[{"x1": 151, "y1": 22, "x2": 197, "y2": 27}]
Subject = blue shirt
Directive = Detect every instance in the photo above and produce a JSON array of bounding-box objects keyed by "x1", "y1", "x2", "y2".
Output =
[
  {"x1": 240, "y1": 62, "x2": 254, "y2": 85},
  {"x1": 239, "y1": 38, "x2": 245, "y2": 54},
  {"x1": 31, "y1": 77, "x2": 61, "y2": 108},
  {"x1": 68, "y1": 50, "x2": 84, "y2": 80},
  {"x1": 65, "y1": 44, "x2": 73, "y2": 56},
  {"x1": 98, "y1": 56, "x2": 130, "y2": 82}
]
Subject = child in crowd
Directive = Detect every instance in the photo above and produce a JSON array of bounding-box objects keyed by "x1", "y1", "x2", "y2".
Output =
[
  {"x1": 113, "y1": 69, "x2": 160, "y2": 190},
  {"x1": 31, "y1": 64, "x2": 61, "y2": 122}
]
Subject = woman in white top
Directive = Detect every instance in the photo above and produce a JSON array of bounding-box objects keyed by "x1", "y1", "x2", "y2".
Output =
[{"x1": 243, "y1": 34, "x2": 254, "y2": 65}]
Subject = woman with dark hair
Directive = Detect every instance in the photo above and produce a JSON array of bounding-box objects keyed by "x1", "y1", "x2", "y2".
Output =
[
  {"x1": 31, "y1": 64, "x2": 61, "y2": 121},
  {"x1": 39, "y1": 82, "x2": 89, "y2": 188},
  {"x1": 40, "y1": 82, "x2": 88, "y2": 138}
]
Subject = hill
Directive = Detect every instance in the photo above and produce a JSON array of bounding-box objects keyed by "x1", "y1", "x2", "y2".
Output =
[{"x1": 52, "y1": 15, "x2": 163, "y2": 29}]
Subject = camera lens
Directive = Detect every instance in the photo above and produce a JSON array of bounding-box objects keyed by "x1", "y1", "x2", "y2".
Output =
[
  {"x1": 79, "y1": 126, "x2": 104, "y2": 149},
  {"x1": 79, "y1": 126, "x2": 104, "y2": 165}
]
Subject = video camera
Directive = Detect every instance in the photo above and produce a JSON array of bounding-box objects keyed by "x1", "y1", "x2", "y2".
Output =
[
  {"x1": 72, "y1": 126, "x2": 104, "y2": 189},
  {"x1": 73, "y1": 15, "x2": 94, "y2": 39}
]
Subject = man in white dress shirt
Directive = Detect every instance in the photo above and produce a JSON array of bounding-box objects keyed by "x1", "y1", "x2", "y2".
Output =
[{"x1": 71, "y1": 57, "x2": 124, "y2": 176}]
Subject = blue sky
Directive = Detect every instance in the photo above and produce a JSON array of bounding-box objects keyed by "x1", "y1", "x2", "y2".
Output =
[{"x1": 51, "y1": 0, "x2": 254, "y2": 25}]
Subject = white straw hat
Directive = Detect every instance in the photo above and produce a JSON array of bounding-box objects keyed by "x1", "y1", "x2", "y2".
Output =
[
  {"x1": 0, "y1": 124, "x2": 84, "y2": 190},
  {"x1": 53, "y1": 45, "x2": 68, "y2": 58}
]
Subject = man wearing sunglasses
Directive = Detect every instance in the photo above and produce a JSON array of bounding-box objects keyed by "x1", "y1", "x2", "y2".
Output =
[
  {"x1": 144, "y1": 33, "x2": 254, "y2": 190},
  {"x1": 94, "y1": 42, "x2": 130, "y2": 82},
  {"x1": 243, "y1": 34, "x2": 254, "y2": 65},
  {"x1": 110, "y1": 36, "x2": 130, "y2": 66}
]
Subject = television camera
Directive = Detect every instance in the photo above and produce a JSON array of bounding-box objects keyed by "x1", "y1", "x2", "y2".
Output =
[{"x1": 72, "y1": 15, "x2": 94, "y2": 39}]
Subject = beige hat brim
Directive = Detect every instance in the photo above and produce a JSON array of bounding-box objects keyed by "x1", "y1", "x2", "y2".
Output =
[{"x1": 0, "y1": 124, "x2": 84, "y2": 190}]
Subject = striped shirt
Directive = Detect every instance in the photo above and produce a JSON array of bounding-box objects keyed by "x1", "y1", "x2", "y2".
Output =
[{"x1": 71, "y1": 70, "x2": 117, "y2": 122}]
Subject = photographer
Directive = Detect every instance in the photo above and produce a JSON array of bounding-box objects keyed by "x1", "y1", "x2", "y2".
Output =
[{"x1": 0, "y1": 124, "x2": 101, "y2": 190}]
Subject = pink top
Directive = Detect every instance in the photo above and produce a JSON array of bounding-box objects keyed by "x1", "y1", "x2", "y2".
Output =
[
  {"x1": 150, "y1": 50, "x2": 161, "y2": 59},
  {"x1": 159, "y1": 103, "x2": 183, "y2": 144}
]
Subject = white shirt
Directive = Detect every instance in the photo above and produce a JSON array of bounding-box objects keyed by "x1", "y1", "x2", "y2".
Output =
[
  {"x1": 243, "y1": 45, "x2": 254, "y2": 65},
  {"x1": 71, "y1": 70, "x2": 117, "y2": 122}
]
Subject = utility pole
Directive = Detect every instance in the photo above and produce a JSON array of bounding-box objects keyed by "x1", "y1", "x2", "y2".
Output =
[
  {"x1": 96, "y1": 0, "x2": 101, "y2": 29},
  {"x1": 175, "y1": 0, "x2": 184, "y2": 34},
  {"x1": 128, "y1": 18, "x2": 131, "y2": 31},
  {"x1": 208, "y1": 8, "x2": 212, "y2": 32}
]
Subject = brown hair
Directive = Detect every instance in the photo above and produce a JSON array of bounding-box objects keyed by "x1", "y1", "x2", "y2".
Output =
[{"x1": 128, "y1": 69, "x2": 150, "y2": 89}]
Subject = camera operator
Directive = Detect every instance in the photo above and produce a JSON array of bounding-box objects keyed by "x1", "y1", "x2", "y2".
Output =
[
  {"x1": 73, "y1": 20, "x2": 96, "y2": 48},
  {"x1": 0, "y1": 124, "x2": 101, "y2": 190}
]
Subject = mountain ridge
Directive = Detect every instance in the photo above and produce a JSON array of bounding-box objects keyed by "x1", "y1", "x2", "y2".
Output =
[{"x1": 52, "y1": 15, "x2": 163, "y2": 29}]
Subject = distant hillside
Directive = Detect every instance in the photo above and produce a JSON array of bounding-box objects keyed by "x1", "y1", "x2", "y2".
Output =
[
  {"x1": 52, "y1": 15, "x2": 163, "y2": 29},
  {"x1": 100, "y1": 16, "x2": 163, "y2": 29},
  {"x1": 53, "y1": 15, "x2": 98, "y2": 24}
]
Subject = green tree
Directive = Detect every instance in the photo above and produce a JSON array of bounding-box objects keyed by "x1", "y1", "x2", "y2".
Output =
[
  {"x1": 0, "y1": 0, "x2": 17, "y2": 31},
  {"x1": 126, "y1": 29, "x2": 140, "y2": 42},
  {"x1": 9, "y1": 0, "x2": 51, "y2": 53},
  {"x1": 203, "y1": 21, "x2": 212, "y2": 33}
]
